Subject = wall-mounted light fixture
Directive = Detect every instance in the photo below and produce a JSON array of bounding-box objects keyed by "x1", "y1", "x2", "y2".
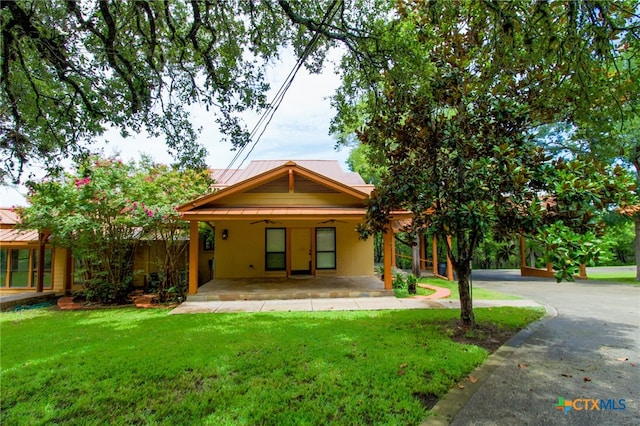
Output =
[{"x1": 221, "y1": 229, "x2": 229, "y2": 240}]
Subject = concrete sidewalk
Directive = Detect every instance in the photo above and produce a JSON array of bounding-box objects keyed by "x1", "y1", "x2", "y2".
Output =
[{"x1": 169, "y1": 296, "x2": 542, "y2": 314}]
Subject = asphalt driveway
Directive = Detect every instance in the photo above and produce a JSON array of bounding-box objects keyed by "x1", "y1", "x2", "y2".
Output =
[{"x1": 444, "y1": 269, "x2": 639, "y2": 425}]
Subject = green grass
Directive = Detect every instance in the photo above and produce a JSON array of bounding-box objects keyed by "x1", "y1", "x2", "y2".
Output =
[
  {"x1": 417, "y1": 277, "x2": 522, "y2": 300},
  {"x1": 394, "y1": 285, "x2": 436, "y2": 298},
  {"x1": 586, "y1": 271, "x2": 639, "y2": 285},
  {"x1": 0, "y1": 306, "x2": 542, "y2": 425}
]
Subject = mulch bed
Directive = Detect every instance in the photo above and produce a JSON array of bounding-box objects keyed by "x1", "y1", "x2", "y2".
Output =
[
  {"x1": 443, "y1": 320, "x2": 516, "y2": 353},
  {"x1": 57, "y1": 293, "x2": 177, "y2": 310}
]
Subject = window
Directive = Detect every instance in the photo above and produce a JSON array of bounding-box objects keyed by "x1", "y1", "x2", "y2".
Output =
[
  {"x1": 316, "y1": 227, "x2": 336, "y2": 269},
  {"x1": 10, "y1": 249, "x2": 30, "y2": 287},
  {"x1": 265, "y1": 228, "x2": 286, "y2": 271},
  {"x1": 0, "y1": 249, "x2": 7, "y2": 287},
  {"x1": 31, "y1": 248, "x2": 53, "y2": 287},
  {"x1": 0, "y1": 248, "x2": 53, "y2": 288}
]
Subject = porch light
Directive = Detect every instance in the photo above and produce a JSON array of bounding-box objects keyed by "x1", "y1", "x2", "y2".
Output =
[{"x1": 221, "y1": 229, "x2": 229, "y2": 240}]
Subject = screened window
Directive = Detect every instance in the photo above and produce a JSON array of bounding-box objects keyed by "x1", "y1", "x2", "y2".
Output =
[
  {"x1": 316, "y1": 227, "x2": 336, "y2": 269},
  {"x1": 265, "y1": 228, "x2": 286, "y2": 271}
]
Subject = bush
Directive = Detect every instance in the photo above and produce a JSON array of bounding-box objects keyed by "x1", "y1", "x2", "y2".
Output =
[{"x1": 84, "y1": 276, "x2": 132, "y2": 305}]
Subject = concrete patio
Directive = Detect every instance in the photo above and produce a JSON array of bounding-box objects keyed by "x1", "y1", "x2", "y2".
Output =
[{"x1": 188, "y1": 275, "x2": 393, "y2": 301}]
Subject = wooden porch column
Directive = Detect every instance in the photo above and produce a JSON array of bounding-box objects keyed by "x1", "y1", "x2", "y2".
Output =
[
  {"x1": 188, "y1": 220, "x2": 199, "y2": 295},
  {"x1": 446, "y1": 236, "x2": 454, "y2": 281},
  {"x1": 36, "y1": 232, "x2": 46, "y2": 292},
  {"x1": 383, "y1": 224, "x2": 393, "y2": 290},
  {"x1": 419, "y1": 234, "x2": 426, "y2": 270},
  {"x1": 390, "y1": 230, "x2": 397, "y2": 268},
  {"x1": 432, "y1": 235, "x2": 438, "y2": 276}
]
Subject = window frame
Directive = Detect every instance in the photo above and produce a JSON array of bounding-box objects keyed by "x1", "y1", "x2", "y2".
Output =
[
  {"x1": 315, "y1": 227, "x2": 336, "y2": 270},
  {"x1": 265, "y1": 228, "x2": 287, "y2": 271},
  {"x1": 1, "y1": 247, "x2": 53, "y2": 288}
]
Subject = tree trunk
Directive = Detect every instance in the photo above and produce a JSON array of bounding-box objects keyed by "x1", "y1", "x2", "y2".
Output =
[
  {"x1": 412, "y1": 233, "x2": 421, "y2": 278},
  {"x1": 635, "y1": 216, "x2": 640, "y2": 281},
  {"x1": 457, "y1": 263, "x2": 475, "y2": 327}
]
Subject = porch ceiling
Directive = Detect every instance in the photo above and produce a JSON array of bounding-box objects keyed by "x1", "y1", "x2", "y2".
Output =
[
  {"x1": 180, "y1": 206, "x2": 368, "y2": 221},
  {"x1": 180, "y1": 207, "x2": 413, "y2": 221}
]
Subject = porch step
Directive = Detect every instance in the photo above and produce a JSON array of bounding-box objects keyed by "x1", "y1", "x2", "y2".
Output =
[{"x1": 188, "y1": 290, "x2": 394, "y2": 302}]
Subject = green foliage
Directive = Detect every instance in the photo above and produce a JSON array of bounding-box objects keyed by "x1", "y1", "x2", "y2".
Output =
[
  {"x1": 0, "y1": 307, "x2": 542, "y2": 425},
  {"x1": 331, "y1": 1, "x2": 639, "y2": 325},
  {"x1": 539, "y1": 223, "x2": 600, "y2": 282},
  {"x1": 601, "y1": 216, "x2": 635, "y2": 265},
  {"x1": 473, "y1": 237, "x2": 519, "y2": 269},
  {"x1": 392, "y1": 271, "x2": 407, "y2": 290},
  {"x1": 17, "y1": 154, "x2": 212, "y2": 304},
  {"x1": 19, "y1": 156, "x2": 146, "y2": 303},
  {"x1": 406, "y1": 273, "x2": 417, "y2": 294},
  {"x1": 0, "y1": 1, "x2": 388, "y2": 184}
]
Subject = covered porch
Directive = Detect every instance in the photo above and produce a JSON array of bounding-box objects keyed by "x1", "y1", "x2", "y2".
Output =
[{"x1": 188, "y1": 275, "x2": 392, "y2": 301}]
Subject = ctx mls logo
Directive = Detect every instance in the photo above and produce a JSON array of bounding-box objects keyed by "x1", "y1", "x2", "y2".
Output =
[{"x1": 555, "y1": 397, "x2": 626, "y2": 414}]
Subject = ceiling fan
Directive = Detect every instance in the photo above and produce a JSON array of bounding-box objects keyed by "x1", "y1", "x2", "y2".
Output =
[
  {"x1": 250, "y1": 219, "x2": 281, "y2": 225},
  {"x1": 317, "y1": 219, "x2": 347, "y2": 224}
]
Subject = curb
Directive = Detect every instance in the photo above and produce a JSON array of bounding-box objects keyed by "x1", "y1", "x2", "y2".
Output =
[{"x1": 421, "y1": 304, "x2": 558, "y2": 425}]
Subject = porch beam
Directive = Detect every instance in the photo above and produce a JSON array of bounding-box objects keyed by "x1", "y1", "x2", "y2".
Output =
[
  {"x1": 419, "y1": 233, "x2": 426, "y2": 270},
  {"x1": 289, "y1": 169, "x2": 294, "y2": 193},
  {"x1": 188, "y1": 220, "x2": 199, "y2": 295},
  {"x1": 36, "y1": 232, "x2": 46, "y2": 292},
  {"x1": 383, "y1": 224, "x2": 393, "y2": 290},
  {"x1": 432, "y1": 235, "x2": 438, "y2": 276},
  {"x1": 391, "y1": 230, "x2": 396, "y2": 268}
]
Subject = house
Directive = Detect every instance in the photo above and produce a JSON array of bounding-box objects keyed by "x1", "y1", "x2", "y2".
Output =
[
  {"x1": 0, "y1": 159, "x2": 417, "y2": 298},
  {"x1": 0, "y1": 208, "x2": 69, "y2": 294},
  {"x1": 178, "y1": 160, "x2": 411, "y2": 294}
]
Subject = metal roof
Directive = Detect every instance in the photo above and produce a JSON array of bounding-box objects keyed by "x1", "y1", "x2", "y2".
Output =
[
  {"x1": 0, "y1": 228, "x2": 39, "y2": 243},
  {"x1": 211, "y1": 160, "x2": 370, "y2": 188},
  {"x1": 0, "y1": 208, "x2": 19, "y2": 226}
]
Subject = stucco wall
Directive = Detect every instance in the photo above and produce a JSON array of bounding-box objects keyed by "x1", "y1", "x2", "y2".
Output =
[{"x1": 214, "y1": 220, "x2": 373, "y2": 279}]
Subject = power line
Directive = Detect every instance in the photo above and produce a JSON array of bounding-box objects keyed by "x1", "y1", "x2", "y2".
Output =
[{"x1": 216, "y1": 1, "x2": 341, "y2": 183}]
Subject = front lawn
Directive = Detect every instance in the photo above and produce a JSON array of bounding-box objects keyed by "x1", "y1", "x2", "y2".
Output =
[
  {"x1": 1, "y1": 307, "x2": 542, "y2": 425},
  {"x1": 586, "y1": 270, "x2": 639, "y2": 285}
]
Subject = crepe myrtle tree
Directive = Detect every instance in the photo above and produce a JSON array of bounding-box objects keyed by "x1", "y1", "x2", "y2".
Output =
[
  {"x1": 132, "y1": 158, "x2": 212, "y2": 302},
  {"x1": 334, "y1": 1, "x2": 638, "y2": 326},
  {"x1": 17, "y1": 154, "x2": 212, "y2": 304},
  {"x1": 18, "y1": 156, "x2": 148, "y2": 303}
]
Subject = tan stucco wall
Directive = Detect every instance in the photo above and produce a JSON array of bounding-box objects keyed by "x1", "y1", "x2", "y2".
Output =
[
  {"x1": 214, "y1": 220, "x2": 373, "y2": 279},
  {"x1": 132, "y1": 241, "x2": 194, "y2": 287},
  {"x1": 51, "y1": 247, "x2": 67, "y2": 293}
]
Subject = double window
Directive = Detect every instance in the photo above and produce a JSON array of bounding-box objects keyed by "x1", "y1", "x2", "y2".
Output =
[
  {"x1": 0, "y1": 247, "x2": 52, "y2": 288},
  {"x1": 264, "y1": 227, "x2": 337, "y2": 271}
]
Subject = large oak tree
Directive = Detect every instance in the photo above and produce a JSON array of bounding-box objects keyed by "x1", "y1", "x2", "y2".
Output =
[{"x1": 0, "y1": 0, "x2": 380, "y2": 183}]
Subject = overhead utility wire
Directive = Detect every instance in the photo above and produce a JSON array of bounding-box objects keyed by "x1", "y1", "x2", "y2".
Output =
[{"x1": 216, "y1": 0, "x2": 341, "y2": 183}]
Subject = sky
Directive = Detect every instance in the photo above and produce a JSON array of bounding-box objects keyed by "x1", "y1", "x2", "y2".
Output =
[{"x1": 0, "y1": 49, "x2": 352, "y2": 207}]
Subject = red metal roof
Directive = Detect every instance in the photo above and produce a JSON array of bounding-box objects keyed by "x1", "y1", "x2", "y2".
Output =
[
  {"x1": 0, "y1": 208, "x2": 19, "y2": 226},
  {"x1": 0, "y1": 228, "x2": 39, "y2": 243},
  {"x1": 212, "y1": 160, "x2": 372, "y2": 190}
]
